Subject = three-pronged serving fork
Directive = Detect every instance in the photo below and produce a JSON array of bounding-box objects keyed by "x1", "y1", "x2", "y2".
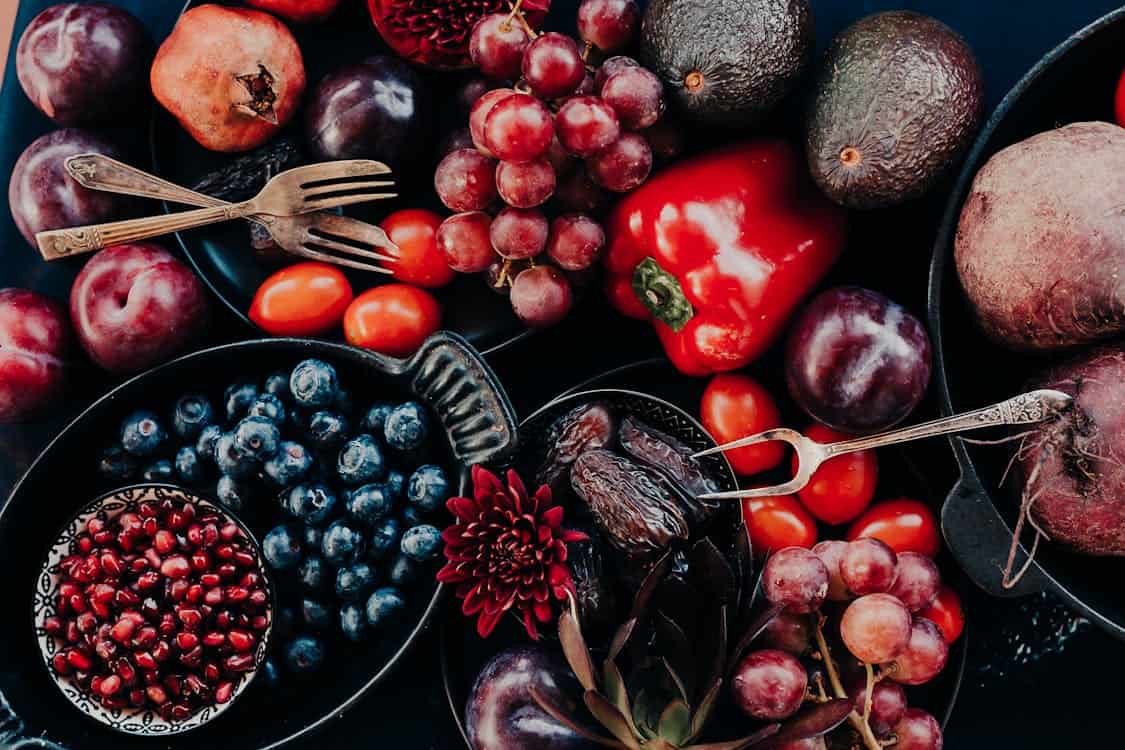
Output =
[
  {"x1": 37, "y1": 157, "x2": 398, "y2": 270},
  {"x1": 691, "y1": 389, "x2": 1074, "y2": 501}
]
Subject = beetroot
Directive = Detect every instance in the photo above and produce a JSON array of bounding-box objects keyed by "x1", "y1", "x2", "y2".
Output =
[{"x1": 1010, "y1": 348, "x2": 1125, "y2": 568}]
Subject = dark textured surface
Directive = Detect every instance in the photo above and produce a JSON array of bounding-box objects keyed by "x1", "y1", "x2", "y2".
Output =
[
  {"x1": 806, "y1": 11, "x2": 985, "y2": 209},
  {"x1": 2, "y1": 0, "x2": 1125, "y2": 747}
]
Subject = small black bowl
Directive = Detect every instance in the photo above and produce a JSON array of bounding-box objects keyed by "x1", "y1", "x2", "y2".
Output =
[{"x1": 1, "y1": 332, "x2": 516, "y2": 750}]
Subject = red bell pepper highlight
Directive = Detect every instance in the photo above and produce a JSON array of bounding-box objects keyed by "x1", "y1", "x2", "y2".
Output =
[{"x1": 604, "y1": 140, "x2": 847, "y2": 375}]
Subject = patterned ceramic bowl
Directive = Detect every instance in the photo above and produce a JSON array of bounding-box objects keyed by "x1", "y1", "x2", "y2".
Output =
[{"x1": 33, "y1": 484, "x2": 274, "y2": 736}]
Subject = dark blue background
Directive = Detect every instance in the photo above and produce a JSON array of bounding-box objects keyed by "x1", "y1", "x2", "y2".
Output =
[{"x1": 3, "y1": 0, "x2": 1124, "y2": 747}]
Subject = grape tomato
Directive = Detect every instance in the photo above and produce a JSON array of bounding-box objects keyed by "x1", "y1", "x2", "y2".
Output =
[
  {"x1": 742, "y1": 494, "x2": 817, "y2": 558},
  {"x1": 847, "y1": 498, "x2": 940, "y2": 557},
  {"x1": 918, "y1": 584, "x2": 964, "y2": 643},
  {"x1": 700, "y1": 373, "x2": 785, "y2": 476},
  {"x1": 343, "y1": 284, "x2": 441, "y2": 357},
  {"x1": 382, "y1": 209, "x2": 456, "y2": 288},
  {"x1": 249, "y1": 262, "x2": 353, "y2": 336},
  {"x1": 795, "y1": 424, "x2": 878, "y2": 525}
]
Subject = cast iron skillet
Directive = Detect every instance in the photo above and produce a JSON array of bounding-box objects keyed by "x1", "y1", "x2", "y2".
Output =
[
  {"x1": 929, "y1": 7, "x2": 1125, "y2": 638},
  {"x1": 149, "y1": 0, "x2": 533, "y2": 356},
  {"x1": 0, "y1": 332, "x2": 517, "y2": 749},
  {"x1": 440, "y1": 359, "x2": 966, "y2": 746}
]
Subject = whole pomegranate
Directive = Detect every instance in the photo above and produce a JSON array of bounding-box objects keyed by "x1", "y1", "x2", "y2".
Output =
[
  {"x1": 16, "y1": 3, "x2": 152, "y2": 126},
  {"x1": 368, "y1": 0, "x2": 549, "y2": 69},
  {"x1": 151, "y1": 4, "x2": 306, "y2": 152},
  {"x1": 245, "y1": 0, "x2": 341, "y2": 23}
]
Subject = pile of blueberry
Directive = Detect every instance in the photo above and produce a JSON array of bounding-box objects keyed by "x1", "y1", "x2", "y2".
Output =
[{"x1": 97, "y1": 358, "x2": 449, "y2": 679}]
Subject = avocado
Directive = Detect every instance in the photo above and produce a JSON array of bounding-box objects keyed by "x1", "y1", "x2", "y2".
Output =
[
  {"x1": 804, "y1": 11, "x2": 984, "y2": 210},
  {"x1": 640, "y1": 0, "x2": 813, "y2": 128}
]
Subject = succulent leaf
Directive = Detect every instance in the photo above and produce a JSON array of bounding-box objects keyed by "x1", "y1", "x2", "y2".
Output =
[
  {"x1": 559, "y1": 598, "x2": 598, "y2": 691},
  {"x1": 585, "y1": 690, "x2": 642, "y2": 749},
  {"x1": 657, "y1": 699, "x2": 692, "y2": 746},
  {"x1": 604, "y1": 659, "x2": 640, "y2": 737},
  {"x1": 772, "y1": 699, "x2": 852, "y2": 744},
  {"x1": 690, "y1": 678, "x2": 722, "y2": 740},
  {"x1": 688, "y1": 538, "x2": 736, "y2": 606},
  {"x1": 609, "y1": 616, "x2": 638, "y2": 662},
  {"x1": 528, "y1": 685, "x2": 628, "y2": 749},
  {"x1": 653, "y1": 611, "x2": 694, "y2": 697},
  {"x1": 727, "y1": 602, "x2": 784, "y2": 674},
  {"x1": 660, "y1": 657, "x2": 689, "y2": 704},
  {"x1": 683, "y1": 724, "x2": 780, "y2": 750},
  {"x1": 628, "y1": 551, "x2": 674, "y2": 621},
  {"x1": 701, "y1": 604, "x2": 727, "y2": 702}
]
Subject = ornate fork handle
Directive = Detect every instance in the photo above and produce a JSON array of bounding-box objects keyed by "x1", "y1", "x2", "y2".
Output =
[
  {"x1": 823, "y1": 389, "x2": 1073, "y2": 458},
  {"x1": 66, "y1": 154, "x2": 228, "y2": 209}
]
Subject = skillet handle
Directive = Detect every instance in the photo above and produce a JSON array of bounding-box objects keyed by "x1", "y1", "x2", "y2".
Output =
[
  {"x1": 941, "y1": 467, "x2": 1048, "y2": 597},
  {"x1": 401, "y1": 332, "x2": 519, "y2": 468}
]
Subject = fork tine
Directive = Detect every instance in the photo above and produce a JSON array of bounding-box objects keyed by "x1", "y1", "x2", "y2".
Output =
[
  {"x1": 693, "y1": 428, "x2": 799, "y2": 458},
  {"x1": 291, "y1": 243, "x2": 394, "y2": 275},
  {"x1": 301, "y1": 181, "x2": 396, "y2": 200},
  {"x1": 696, "y1": 479, "x2": 808, "y2": 502},
  {"x1": 301, "y1": 231, "x2": 396, "y2": 264},
  {"x1": 287, "y1": 160, "x2": 393, "y2": 184},
  {"x1": 307, "y1": 215, "x2": 399, "y2": 255},
  {"x1": 301, "y1": 192, "x2": 399, "y2": 212}
]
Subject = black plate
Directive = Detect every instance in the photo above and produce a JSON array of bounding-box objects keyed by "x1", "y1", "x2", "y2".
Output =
[
  {"x1": 0, "y1": 333, "x2": 517, "y2": 749},
  {"x1": 149, "y1": 0, "x2": 535, "y2": 356},
  {"x1": 928, "y1": 7, "x2": 1125, "y2": 638},
  {"x1": 441, "y1": 359, "x2": 966, "y2": 747}
]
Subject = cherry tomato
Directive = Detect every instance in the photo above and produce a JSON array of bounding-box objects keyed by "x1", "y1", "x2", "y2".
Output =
[
  {"x1": 381, "y1": 209, "x2": 455, "y2": 288},
  {"x1": 249, "y1": 262, "x2": 353, "y2": 336},
  {"x1": 794, "y1": 424, "x2": 878, "y2": 525},
  {"x1": 604, "y1": 273, "x2": 649, "y2": 319},
  {"x1": 919, "y1": 584, "x2": 964, "y2": 643},
  {"x1": 1116, "y1": 65, "x2": 1125, "y2": 127},
  {"x1": 700, "y1": 373, "x2": 784, "y2": 476},
  {"x1": 343, "y1": 284, "x2": 441, "y2": 357},
  {"x1": 847, "y1": 497, "x2": 940, "y2": 557},
  {"x1": 741, "y1": 494, "x2": 818, "y2": 558}
]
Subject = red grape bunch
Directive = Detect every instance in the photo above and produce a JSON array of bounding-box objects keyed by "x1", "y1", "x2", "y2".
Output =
[
  {"x1": 730, "y1": 541, "x2": 952, "y2": 750},
  {"x1": 433, "y1": 0, "x2": 671, "y2": 329}
]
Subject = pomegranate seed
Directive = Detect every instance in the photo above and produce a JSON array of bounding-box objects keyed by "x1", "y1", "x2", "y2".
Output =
[
  {"x1": 76, "y1": 534, "x2": 94, "y2": 554},
  {"x1": 224, "y1": 653, "x2": 255, "y2": 673},
  {"x1": 51, "y1": 652, "x2": 71, "y2": 675},
  {"x1": 65, "y1": 621, "x2": 81, "y2": 643},
  {"x1": 88, "y1": 518, "x2": 106, "y2": 535},
  {"x1": 95, "y1": 640, "x2": 117, "y2": 661},
  {"x1": 73, "y1": 670, "x2": 91, "y2": 688},
  {"x1": 167, "y1": 512, "x2": 186, "y2": 530},
  {"x1": 179, "y1": 644, "x2": 203, "y2": 668},
  {"x1": 250, "y1": 614, "x2": 269, "y2": 632},
  {"x1": 90, "y1": 600, "x2": 111, "y2": 618},
  {"x1": 129, "y1": 687, "x2": 146, "y2": 706},
  {"x1": 146, "y1": 685, "x2": 168, "y2": 704},
  {"x1": 116, "y1": 658, "x2": 137, "y2": 684},
  {"x1": 133, "y1": 626, "x2": 158, "y2": 649},
  {"x1": 143, "y1": 547, "x2": 163, "y2": 570},
  {"x1": 100, "y1": 553, "x2": 123, "y2": 577},
  {"x1": 135, "y1": 571, "x2": 160, "y2": 591},
  {"x1": 186, "y1": 524, "x2": 203, "y2": 546},
  {"x1": 184, "y1": 674, "x2": 209, "y2": 697},
  {"x1": 161, "y1": 555, "x2": 191, "y2": 579},
  {"x1": 68, "y1": 593, "x2": 87, "y2": 613},
  {"x1": 239, "y1": 572, "x2": 260, "y2": 588},
  {"x1": 214, "y1": 544, "x2": 234, "y2": 560},
  {"x1": 115, "y1": 589, "x2": 140, "y2": 608},
  {"x1": 201, "y1": 524, "x2": 219, "y2": 548},
  {"x1": 175, "y1": 632, "x2": 199, "y2": 650},
  {"x1": 153, "y1": 530, "x2": 177, "y2": 554},
  {"x1": 110, "y1": 618, "x2": 137, "y2": 644},
  {"x1": 102, "y1": 694, "x2": 127, "y2": 710},
  {"x1": 76, "y1": 612, "x2": 98, "y2": 634},
  {"x1": 219, "y1": 523, "x2": 239, "y2": 541},
  {"x1": 163, "y1": 674, "x2": 182, "y2": 696},
  {"x1": 227, "y1": 630, "x2": 253, "y2": 652},
  {"x1": 90, "y1": 675, "x2": 103, "y2": 695},
  {"x1": 59, "y1": 581, "x2": 80, "y2": 598},
  {"x1": 168, "y1": 578, "x2": 189, "y2": 601},
  {"x1": 191, "y1": 551, "x2": 211, "y2": 571},
  {"x1": 204, "y1": 661, "x2": 221, "y2": 682},
  {"x1": 171, "y1": 702, "x2": 192, "y2": 721},
  {"x1": 135, "y1": 650, "x2": 157, "y2": 670},
  {"x1": 91, "y1": 583, "x2": 115, "y2": 604},
  {"x1": 186, "y1": 584, "x2": 204, "y2": 604},
  {"x1": 224, "y1": 586, "x2": 249, "y2": 604},
  {"x1": 93, "y1": 530, "x2": 114, "y2": 545},
  {"x1": 142, "y1": 517, "x2": 158, "y2": 536},
  {"x1": 158, "y1": 612, "x2": 177, "y2": 635},
  {"x1": 202, "y1": 632, "x2": 226, "y2": 648},
  {"x1": 153, "y1": 640, "x2": 171, "y2": 662},
  {"x1": 140, "y1": 501, "x2": 159, "y2": 518},
  {"x1": 249, "y1": 589, "x2": 268, "y2": 607},
  {"x1": 119, "y1": 513, "x2": 143, "y2": 535},
  {"x1": 123, "y1": 610, "x2": 145, "y2": 625},
  {"x1": 128, "y1": 557, "x2": 147, "y2": 573},
  {"x1": 215, "y1": 681, "x2": 235, "y2": 704},
  {"x1": 233, "y1": 550, "x2": 256, "y2": 568},
  {"x1": 178, "y1": 607, "x2": 203, "y2": 630},
  {"x1": 235, "y1": 613, "x2": 250, "y2": 628},
  {"x1": 203, "y1": 587, "x2": 224, "y2": 606},
  {"x1": 200, "y1": 604, "x2": 213, "y2": 618},
  {"x1": 44, "y1": 616, "x2": 64, "y2": 636},
  {"x1": 67, "y1": 649, "x2": 92, "y2": 670},
  {"x1": 116, "y1": 532, "x2": 135, "y2": 552},
  {"x1": 217, "y1": 563, "x2": 237, "y2": 579}
]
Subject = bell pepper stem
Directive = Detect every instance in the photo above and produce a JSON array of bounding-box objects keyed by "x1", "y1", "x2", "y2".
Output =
[{"x1": 631, "y1": 258, "x2": 694, "y2": 332}]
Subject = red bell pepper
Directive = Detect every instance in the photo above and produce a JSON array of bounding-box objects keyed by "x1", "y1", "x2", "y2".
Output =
[{"x1": 604, "y1": 140, "x2": 848, "y2": 375}]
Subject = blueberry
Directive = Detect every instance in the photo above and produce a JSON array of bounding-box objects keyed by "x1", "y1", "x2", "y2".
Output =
[
  {"x1": 337, "y1": 435, "x2": 385, "y2": 486},
  {"x1": 174, "y1": 446, "x2": 205, "y2": 484},
  {"x1": 216, "y1": 475, "x2": 249, "y2": 512},
  {"x1": 407, "y1": 465, "x2": 449, "y2": 513},
  {"x1": 361, "y1": 403, "x2": 395, "y2": 434},
  {"x1": 321, "y1": 520, "x2": 365, "y2": 566},
  {"x1": 368, "y1": 518, "x2": 401, "y2": 561},
  {"x1": 262, "y1": 525, "x2": 303, "y2": 571},
  {"x1": 233, "y1": 416, "x2": 281, "y2": 460},
  {"x1": 247, "y1": 393, "x2": 286, "y2": 426},
  {"x1": 346, "y1": 484, "x2": 393, "y2": 525},
  {"x1": 302, "y1": 524, "x2": 323, "y2": 550},
  {"x1": 301, "y1": 598, "x2": 332, "y2": 630},
  {"x1": 121, "y1": 411, "x2": 167, "y2": 457},
  {"x1": 401, "y1": 505, "x2": 427, "y2": 527},
  {"x1": 264, "y1": 441, "x2": 314, "y2": 487},
  {"x1": 98, "y1": 445, "x2": 136, "y2": 481},
  {"x1": 172, "y1": 394, "x2": 214, "y2": 440},
  {"x1": 284, "y1": 636, "x2": 325, "y2": 674},
  {"x1": 307, "y1": 411, "x2": 350, "y2": 450},
  {"x1": 334, "y1": 388, "x2": 353, "y2": 414},
  {"x1": 383, "y1": 402, "x2": 429, "y2": 451},
  {"x1": 261, "y1": 658, "x2": 282, "y2": 688},
  {"x1": 290, "y1": 359, "x2": 338, "y2": 408},
  {"x1": 196, "y1": 424, "x2": 222, "y2": 462},
  {"x1": 264, "y1": 371, "x2": 290, "y2": 401},
  {"x1": 224, "y1": 380, "x2": 259, "y2": 422},
  {"x1": 285, "y1": 484, "x2": 337, "y2": 525},
  {"x1": 401, "y1": 524, "x2": 442, "y2": 562},
  {"x1": 142, "y1": 459, "x2": 175, "y2": 482},
  {"x1": 275, "y1": 607, "x2": 298, "y2": 639},
  {"x1": 388, "y1": 554, "x2": 418, "y2": 587},
  {"x1": 215, "y1": 432, "x2": 257, "y2": 479},
  {"x1": 335, "y1": 562, "x2": 377, "y2": 600},
  {"x1": 365, "y1": 587, "x2": 406, "y2": 629},
  {"x1": 384, "y1": 470, "x2": 406, "y2": 502},
  {"x1": 339, "y1": 603, "x2": 366, "y2": 643},
  {"x1": 298, "y1": 556, "x2": 327, "y2": 591}
]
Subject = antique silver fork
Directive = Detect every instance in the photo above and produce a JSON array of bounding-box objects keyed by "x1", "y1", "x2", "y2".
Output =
[
  {"x1": 692, "y1": 389, "x2": 1073, "y2": 500},
  {"x1": 37, "y1": 159, "x2": 396, "y2": 261},
  {"x1": 63, "y1": 154, "x2": 398, "y2": 274}
]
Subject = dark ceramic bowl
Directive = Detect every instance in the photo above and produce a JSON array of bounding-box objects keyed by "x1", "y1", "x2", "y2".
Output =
[
  {"x1": 34, "y1": 483, "x2": 275, "y2": 736},
  {"x1": 2, "y1": 332, "x2": 516, "y2": 749},
  {"x1": 928, "y1": 6, "x2": 1125, "y2": 637}
]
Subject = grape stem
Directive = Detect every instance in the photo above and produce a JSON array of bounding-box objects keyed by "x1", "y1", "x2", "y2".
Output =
[
  {"x1": 813, "y1": 615, "x2": 884, "y2": 750},
  {"x1": 507, "y1": 0, "x2": 538, "y2": 38}
]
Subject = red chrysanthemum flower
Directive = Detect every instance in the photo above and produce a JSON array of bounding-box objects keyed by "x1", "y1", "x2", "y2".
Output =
[{"x1": 438, "y1": 465, "x2": 587, "y2": 639}]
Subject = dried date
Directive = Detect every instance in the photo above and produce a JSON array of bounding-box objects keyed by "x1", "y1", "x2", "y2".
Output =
[
  {"x1": 619, "y1": 415, "x2": 721, "y2": 527},
  {"x1": 536, "y1": 402, "x2": 617, "y2": 487}
]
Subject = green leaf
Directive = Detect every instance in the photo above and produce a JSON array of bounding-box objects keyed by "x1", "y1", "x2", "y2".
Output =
[
  {"x1": 632, "y1": 688, "x2": 658, "y2": 740},
  {"x1": 559, "y1": 601, "x2": 598, "y2": 692},
  {"x1": 657, "y1": 699, "x2": 691, "y2": 746},
  {"x1": 528, "y1": 685, "x2": 627, "y2": 749},
  {"x1": 689, "y1": 679, "x2": 722, "y2": 741},
  {"x1": 585, "y1": 690, "x2": 641, "y2": 749},
  {"x1": 660, "y1": 657, "x2": 689, "y2": 704},
  {"x1": 684, "y1": 724, "x2": 780, "y2": 750},
  {"x1": 604, "y1": 660, "x2": 640, "y2": 737},
  {"x1": 653, "y1": 611, "x2": 694, "y2": 699},
  {"x1": 628, "y1": 551, "x2": 674, "y2": 622}
]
